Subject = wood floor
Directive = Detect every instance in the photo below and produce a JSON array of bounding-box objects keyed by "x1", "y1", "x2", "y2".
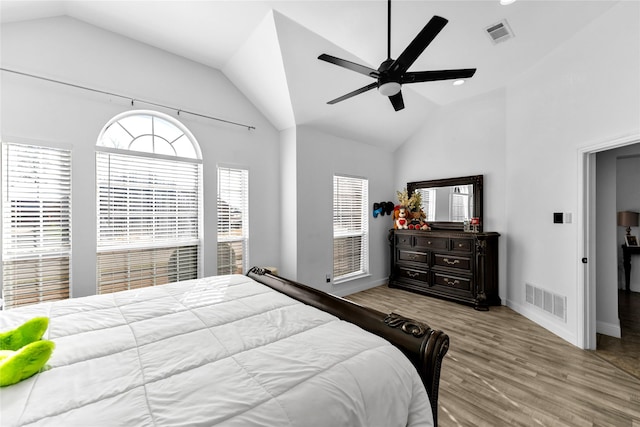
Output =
[
  {"x1": 347, "y1": 286, "x2": 640, "y2": 427},
  {"x1": 596, "y1": 290, "x2": 640, "y2": 379}
]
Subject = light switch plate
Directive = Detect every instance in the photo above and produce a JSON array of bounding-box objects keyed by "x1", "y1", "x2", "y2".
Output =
[{"x1": 564, "y1": 213, "x2": 572, "y2": 224}]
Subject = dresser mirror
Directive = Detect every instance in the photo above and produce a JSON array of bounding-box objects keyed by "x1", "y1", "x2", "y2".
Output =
[{"x1": 407, "y1": 175, "x2": 483, "y2": 231}]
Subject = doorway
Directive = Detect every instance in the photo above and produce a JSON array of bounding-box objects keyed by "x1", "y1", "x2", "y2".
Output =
[{"x1": 580, "y1": 134, "x2": 640, "y2": 377}]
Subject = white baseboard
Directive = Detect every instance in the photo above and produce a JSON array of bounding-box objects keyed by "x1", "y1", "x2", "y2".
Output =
[
  {"x1": 334, "y1": 277, "x2": 387, "y2": 297},
  {"x1": 507, "y1": 299, "x2": 577, "y2": 346},
  {"x1": 596, "y1": 320, "x2": 621, "y2": 338}
]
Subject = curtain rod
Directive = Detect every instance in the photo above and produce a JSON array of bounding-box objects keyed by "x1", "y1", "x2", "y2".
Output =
[{"x1": 1, "y1": 67, "x2": 256, "y2": 131}]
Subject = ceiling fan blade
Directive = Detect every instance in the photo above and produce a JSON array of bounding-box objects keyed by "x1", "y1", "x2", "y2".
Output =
[
  {"x1": 390, "y1": 15, "x2": 448, "y2": 75},
  {"x1": 327, "y1": 82, "x2": 379, "y2": 104},
  {"x1": 388, "y1": 92, "x2": 405, "y2": 111},
  {"x1": 402, "y1": 68, "x2": 476, "y2": 83},
  {"x1": 318, "y1": 54, "x2": 380, "y2": 78}
]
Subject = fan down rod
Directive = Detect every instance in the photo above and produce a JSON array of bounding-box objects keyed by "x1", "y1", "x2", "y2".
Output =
[{"x1": 387, "y1": 0, "x2": 392, "y2": 60}]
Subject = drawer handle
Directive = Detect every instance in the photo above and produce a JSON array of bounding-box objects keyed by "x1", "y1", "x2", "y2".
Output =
[
  {"x1": 444, "y1": 278, "x2": 460, "y2": 286},
  {"x1": 406, "y1": 271, "x2": 420, "y2": 278},
  {"x1": 409, "y1": 254, "x2": 420, "y2": 260},
  {"x1": 458, "y1": 243, "x2": 464, "y2": 248},
  {"x1": 442, "y1": 258, "x2": 460, "y2": 265}
]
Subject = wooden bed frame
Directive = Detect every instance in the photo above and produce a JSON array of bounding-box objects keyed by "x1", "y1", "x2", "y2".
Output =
[{"x1": 248, "y1": 267, "x2": 450, "y2": 425}]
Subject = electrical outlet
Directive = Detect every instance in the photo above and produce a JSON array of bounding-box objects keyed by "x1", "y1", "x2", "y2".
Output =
[
  {"x1": 553, "y1": 212, "x2": 563, "y2": 224},
  {"x1": 326, "y1": 274, "x2": 331, "y2": 283}
]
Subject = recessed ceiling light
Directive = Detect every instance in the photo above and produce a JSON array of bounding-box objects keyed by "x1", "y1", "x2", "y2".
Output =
[
  {"x1": 500, "y1": 0, "x2": 516, "y2": 5},
  {"x1": 453, "y1": 79, "x2": 465, "y2": 86}
]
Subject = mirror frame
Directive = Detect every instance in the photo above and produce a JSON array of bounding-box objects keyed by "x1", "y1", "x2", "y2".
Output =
[{"x1": 407, "y1": 175, "x2": 483, "y2": 232}]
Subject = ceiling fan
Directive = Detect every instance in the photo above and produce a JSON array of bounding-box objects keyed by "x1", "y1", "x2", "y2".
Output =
[{"x1": 318, "y1": 0, "x2": 476, "y2": 111}]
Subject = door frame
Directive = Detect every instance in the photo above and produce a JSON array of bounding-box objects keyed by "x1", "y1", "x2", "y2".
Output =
[{"x1": 578, "y1": 133, "x2": 640, "y2": 349}]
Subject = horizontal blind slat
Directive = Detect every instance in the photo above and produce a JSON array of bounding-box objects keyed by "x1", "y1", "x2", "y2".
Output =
[
  {"x1": 96, "y1": 148, "x2": 200, "y2": 293},
  {"x1": 333, "y1": 175, "x2": 368, "y2": 280},
  {"x1": 2, "y1": 143, "x2": 71, "y2": 309},
  {"x1": 96, "y1": 245, "x2": 198, "y2": 294},
  {"x1": 217, "y1": 167, "x2": 248, "y2": 275}
]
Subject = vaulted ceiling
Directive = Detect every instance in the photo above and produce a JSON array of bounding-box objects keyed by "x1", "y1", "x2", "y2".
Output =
[{"x1": 0, "y1": 1, "x2": 619, "y2": 150}]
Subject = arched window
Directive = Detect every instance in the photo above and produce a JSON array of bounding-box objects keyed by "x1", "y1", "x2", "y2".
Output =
[
  {"x1": 96, "y1": 111, "x2": 202, "y2": 294},
  {"x1": 97, "y1": 112, "x2": 201, "y2": 159}
]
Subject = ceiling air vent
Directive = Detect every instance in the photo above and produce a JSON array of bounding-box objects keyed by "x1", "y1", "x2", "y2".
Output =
[{"x1": 485, "y1": 19, "x2": 514, "y2": 44}]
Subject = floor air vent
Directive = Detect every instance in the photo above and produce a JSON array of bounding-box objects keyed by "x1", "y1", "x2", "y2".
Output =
[
  {"x1": 525, "y1": 283, "x2": 566, "y2": 322},
  {"x1": 485, "y1": 19, "x2": 514, "y2": 44}
]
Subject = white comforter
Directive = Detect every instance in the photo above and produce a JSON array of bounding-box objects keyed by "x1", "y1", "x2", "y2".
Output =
[{"x1": 0, "y1": 275, "x2": 433, "y2": 427}]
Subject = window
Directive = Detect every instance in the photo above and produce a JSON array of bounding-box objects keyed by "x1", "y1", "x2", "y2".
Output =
[
  {"x1": 2, "y1": 143, "x2": 71, "y2": 309},
  {"x1": 96, "y1": 112, "x2": 201, "y2": 294},
  {"x1": 98, "y1": 112, "x2": 198, "y2": 159},
  {"x1": 418, "y1": 188, "x2": 437, "y2": 221},
  {"x1": 333, "y1": 175, "x2": 368, "y2": 281},
  {"x1": 450, "y1": 185, "x2": 472, "y2": 222},
  {"x1": 217, "y1": 167, "x2": 248, "y2": 275}
]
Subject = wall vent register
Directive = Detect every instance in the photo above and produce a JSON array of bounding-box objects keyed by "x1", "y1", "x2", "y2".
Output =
[{"x1": 526, "y1": 283, "x2": 567, "y2": 322}]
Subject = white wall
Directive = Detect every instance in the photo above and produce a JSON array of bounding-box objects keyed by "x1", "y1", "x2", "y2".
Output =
[
  {"x1": 504, "y1": 1, "x2": 640, "y2": 345},
  {"x1": 279, "y1": 127, "x2": 297, "y2": 279},
  {"x1": 292, "y1": 125, "x2": 395, "y2": 296},
  {"x1": 0, "y1": 16, "x2": 396, "y2": 302},
  {"x1": 394, "y1": 1, "x2": 640, "y2": 347},
  {"x1": 394, "y1": 87, "x2": 508, "y2": 299},
  {"x1": 0, "y1": 16, "x2": 282, "y2": 297}
]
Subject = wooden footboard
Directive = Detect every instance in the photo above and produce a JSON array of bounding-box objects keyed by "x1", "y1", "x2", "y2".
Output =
[{"x1": 247, "y1": 267, "x2": 449, "y2": 425}]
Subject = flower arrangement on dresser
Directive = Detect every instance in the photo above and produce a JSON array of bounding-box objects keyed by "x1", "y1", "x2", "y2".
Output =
[{"x1": 394, "y1": 188, "x2": 430, "y2": 231}]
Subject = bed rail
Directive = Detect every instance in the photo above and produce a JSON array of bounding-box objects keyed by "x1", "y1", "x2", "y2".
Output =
[{"x1": 247, "y1": 267, "x2": 449, "y2": 425}]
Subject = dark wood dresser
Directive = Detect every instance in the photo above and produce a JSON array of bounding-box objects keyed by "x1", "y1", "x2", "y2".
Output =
[{"x1": 389, "y1": 229, "x2": 500, "y2": 310}]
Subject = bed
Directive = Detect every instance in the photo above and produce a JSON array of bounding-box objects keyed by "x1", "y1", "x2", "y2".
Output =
[{"x1": 0, "y1": 267, "x2": 449, "y2": 426}]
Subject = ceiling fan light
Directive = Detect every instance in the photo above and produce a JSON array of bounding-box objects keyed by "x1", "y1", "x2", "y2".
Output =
[{"x1": 378, "y1": 81, "x2": 401, "y2": 96}]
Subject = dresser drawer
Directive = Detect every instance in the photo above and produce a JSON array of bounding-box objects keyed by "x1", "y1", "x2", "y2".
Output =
[
  {"x1": 390, "y1": 229, "x2": 500, "y2": 310},
  {"x1": 396, "y1": 266, "x2": 429, "y2": 283},
  {"x1": 433, "y1": 272, "x2": 472, "y2": 292},
  {"x1": 398, "y1": 250, "x2": 428, "y2": 264},
  {"x1": 414, "y1": 236, "x2": 448, "y2": 250},
  {"x1": 451, "y1": 238, "x2": 473, "y2": 253},
  {"x1": 395, "y1": 234, "x2": 413, "y2": 247},
  {"x1": 434, "y1": 254, "x2": 472, "y2": 271}
]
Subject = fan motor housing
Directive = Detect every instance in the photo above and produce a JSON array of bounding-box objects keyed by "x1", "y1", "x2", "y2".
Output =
[{"x1": 378, "y1": 76, "x2": 402, "y2": 96}]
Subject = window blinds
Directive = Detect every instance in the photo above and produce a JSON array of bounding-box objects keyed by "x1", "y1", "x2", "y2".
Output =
[
  {"x1": 2, "y1": 143, "x2": 71, "y2": 309},
  {"x1": 97, "y1": 245, "x2": 197, "y2": 294},
  {"x1": 450, "y1": 185, "x2": 471, "y2": 222},
  {"x1": 96, "y1": 152, "x2": 199, "y2": 293},
  {"x1": 333, "y1": 175, "x2": 368, "y2": 281},
  {"x1": 217, "y1": 167, "x2": 248, "y2": 275},
  {"x1": 419, "y1": 188, "x2": 436, "y2": 221}
]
